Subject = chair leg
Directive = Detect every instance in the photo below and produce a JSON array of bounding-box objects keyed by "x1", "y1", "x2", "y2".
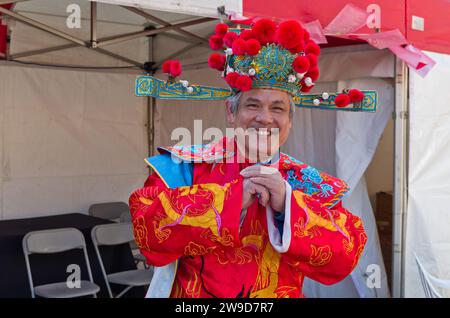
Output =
[{"x1": 116, "y1": 286, "x2": 133, "y2": 298}]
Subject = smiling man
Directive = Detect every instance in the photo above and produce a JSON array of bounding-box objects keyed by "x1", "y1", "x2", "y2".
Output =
[
  {"x1": 129, "y1": 19, "x2": 368, "y2": 298},
  {"x1": 227, "y1": 89, "x2": 293, "y2": 213},
  {"x1": 229, "y1": 89, "x2": 292, "y2": 164}
]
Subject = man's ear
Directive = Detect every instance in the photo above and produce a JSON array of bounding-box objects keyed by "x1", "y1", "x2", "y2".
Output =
[{"x1": 225, "y1": 100, "x2": 235, "y2": 124}]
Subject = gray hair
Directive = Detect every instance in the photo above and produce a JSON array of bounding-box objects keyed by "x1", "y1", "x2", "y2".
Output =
[{"x1": 227, "y1": 91, "x2": 296, "y2": 117}]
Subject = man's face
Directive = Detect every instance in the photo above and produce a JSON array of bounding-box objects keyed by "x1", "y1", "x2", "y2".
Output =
[{"x1": 226, "y1": 88, "x2": 292, "y2": 162}]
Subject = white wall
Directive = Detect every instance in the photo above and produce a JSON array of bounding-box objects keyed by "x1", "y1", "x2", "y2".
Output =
[{"x1": 0, "y1": 63, "x2": 148, "y2": 219}]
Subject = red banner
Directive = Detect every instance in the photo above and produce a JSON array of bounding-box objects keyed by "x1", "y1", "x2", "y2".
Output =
[
  {"x1": 406, "y1": 0, "x2": 450, "y2": 54},
  {"x1": 0, "y1": 4, "x2": 13, "y2": 58},
  {"x1": 243, "y1": 0, "x2": 405, "y2": 33},
  {"x1": 243, "y1": 0, "x2": 450, "y2": 55}
]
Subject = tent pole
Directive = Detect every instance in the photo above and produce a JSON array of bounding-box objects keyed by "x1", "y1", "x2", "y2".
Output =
[
  {"x1": 10, "y1": 43, "x2": 79, "y2": 59},
  {"x1": 89, "y1": 2, "x2": 143, "y2": 68},
  {"x1": 121, "y1": 6, "x2": 209, "y2": 46},
  {"x1": 0, "y1": 6, "x2": 86, "y2": 46},
  {"x1": 7, "y1": 2, "x2": 143, "y2": 68},
  {"x1": 392, "y1": 58, "x2": 409, "y2": 298},
  {"x1": 147, "y1": 34, "x2": 155, "y2": 157},
  {"x1": 90, "y1": 1, "x2": 97, "y2": 48},
  {"x1": 154, "y1": 42, "x2": 202, "y2": 69},
  {"x1": 94, "y1": 47, "x2": 144, "y2": 68},
  {"x1": 10, "y1": 43, "x2": 144, "y2": 68},
  {"x1": 96, "y1": 17, "x2": 214, "y2": 48},
  {"x1": 10, "y1": 43, "x2": 143, "y2": 68},
  {"x1": 159, "y1": 32, "x2": 209, "y2": 48},
  {"x1": 5, "y1": 11, "x2": 11, "y2": 61},
  {"x1": 0, "y1": 0, "x2": 26, "y2": 4}
]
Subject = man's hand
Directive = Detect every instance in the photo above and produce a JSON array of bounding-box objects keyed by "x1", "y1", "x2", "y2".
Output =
[
  {"x1": 242, "y1": 178, "x2": 270, "y2": 210},
  {"x1": 240, "y1": 165, "x2": 286, "y2": 212}
]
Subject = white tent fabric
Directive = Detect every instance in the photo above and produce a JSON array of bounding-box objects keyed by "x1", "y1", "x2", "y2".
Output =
[
  {"x1": 337, "y1": 78, "x2": 393, "y2": 298},
  {"x1": 405, "y1": 51, "x2": 450, "y2": 298},
  {"x1": 92, "y1": 0, "x2": 243, "y2": 18},
  {"x1": 1, "y1": 0, "x2": 218, "y2": 220},
  {"x1": 0, "y1": 63, "x2": 148, "y2": 220},
  {"x1": 281, "y1": 47, "x2": 394, "y2": 298},
  {"x1": 285, "y1": 78, "x2": 393, "y2": 298},
  {"x1": 11, "y1": 0, "x2": 217, "y2": 67},
  {"x1": 10, "y1": 7, "x2": 148, "y2": 67}
]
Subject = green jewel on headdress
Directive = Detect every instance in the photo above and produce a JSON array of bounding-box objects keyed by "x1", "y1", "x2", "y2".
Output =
[{"x1": 229, "y1": 43, "x2": 299, "y2": 94}]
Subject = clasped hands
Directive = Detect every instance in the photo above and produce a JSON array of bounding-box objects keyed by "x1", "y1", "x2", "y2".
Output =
[{"x1": 240, "y1": 165, "x2": 286, "y2": 212}]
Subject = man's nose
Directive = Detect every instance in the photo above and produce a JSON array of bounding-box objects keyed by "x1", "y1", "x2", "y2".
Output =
[{"x1": 255, "y1": 108, "x2": 274, "y2": 125}]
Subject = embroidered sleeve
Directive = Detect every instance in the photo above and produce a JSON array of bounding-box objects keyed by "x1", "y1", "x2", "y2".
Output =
[
  {"x1": 129, "y1": 173, "x2": 243, "y2": 266},
  {"x1": 268, "y1": 187, "x2": 367, "y2": 285}
]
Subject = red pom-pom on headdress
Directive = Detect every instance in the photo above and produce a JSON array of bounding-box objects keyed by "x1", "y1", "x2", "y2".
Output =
[
  {"x1": 223, "y1": 32, "x2": 238, "y2": 48},
  {"x1": 348, "y1": 89, "x2": 365, "y2": 103},
  {"x1": 225, "y1": 72, "x2": 239, "y2": 87},
  {"x1": 303, "y1": 29, "x2": 310, "y2": 42},
  {"x1": 292, "y1": 56, "x2": 310, "y2": 74},
  {"x1": 246, "y1": 39, "x2": 261, "y2": 56},
  {"x1": 335, "y1": 94, "x2": 351, "y2": 107},
  {"x1": 235, "y1": 75, "x2": 253, "y2": 91},
  {"x1": 215, "y1": 23, "x2": 228, "y2": 38},
  {"x1": 307, "y1": 53, "x2": 318, "y2": 67},
  {"x1": 252, "y1": 18, "x2": 277, "y2": 45},
  {"x1": 209, "y1": 35, "x2": 224, "y2": 50},
  {"x1": 300, "y1": 82, "x2": 314, "y2": 93},
  {"x1": 305, "y1": 41, "x2": 321, "y2": 56},
  {"x1": 162, "y1": 60, "x2": 172, "y2": 73},
  {"x1": 240, "y1": 29, "x2": 255, "y2": 40},
  {"x1": 288, "y1": 41, "x2": 305, "y2": 54},
  {"x1": 306, "y1": 67, "x2": 320, "y2": 82},
  {"x1": 275, "y1": 20, "x2": 304, "y2": 49},
  {"x1": 232, "y1": 38, "x2": 247, "y2": 56},
  {"x1": 169, "y1": 60, "x2": 182, "y2": 77},
  {"x1": 208, "y1": 53, "x2": 226, "y2": 71}
]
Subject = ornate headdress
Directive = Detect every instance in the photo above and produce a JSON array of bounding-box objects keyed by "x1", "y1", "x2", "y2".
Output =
[{"x1": 136, "y1": 18, "x2": 377, "y2": 112}]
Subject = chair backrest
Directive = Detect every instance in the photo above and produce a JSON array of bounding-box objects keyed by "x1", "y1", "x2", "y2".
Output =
[
  {"x1": 91, "y1": 222, "x2": 134, "y2": 246},
  {"x1": 91, "y1": 222, "x2": 136, "y2": 298},
  {"x1": 88, "y1": 202, "x2": 130, "y2": 221},
  {"x1": 119, "y1": 211, "x2": 132, "y2": 223},
  {"x1": 22, "y1": 228, "x2": 95, "y2": 298},
  {"x1": 23, "y1": 228, "x2": 85, "y2": 254},
  {"x1": 415, "y1": 253, "x2": 445, "y2": 298}
]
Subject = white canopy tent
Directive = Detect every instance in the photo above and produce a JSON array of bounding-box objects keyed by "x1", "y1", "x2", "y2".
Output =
[{"x1": 0, "y1": 0, "x2": 448, "y2": 298}]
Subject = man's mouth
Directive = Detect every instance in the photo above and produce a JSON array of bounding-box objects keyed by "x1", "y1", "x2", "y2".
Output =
[
  {"x1": 246, "y1": 128, "x2": 274, "y2": 136},
  {"x1": 256, "y1": 129, "x2": 270, "y2": 136}
]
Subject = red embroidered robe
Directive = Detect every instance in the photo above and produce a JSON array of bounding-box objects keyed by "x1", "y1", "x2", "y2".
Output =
[{"x1": 129, "y1": 145, "x2": 367, "y2": 298}]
